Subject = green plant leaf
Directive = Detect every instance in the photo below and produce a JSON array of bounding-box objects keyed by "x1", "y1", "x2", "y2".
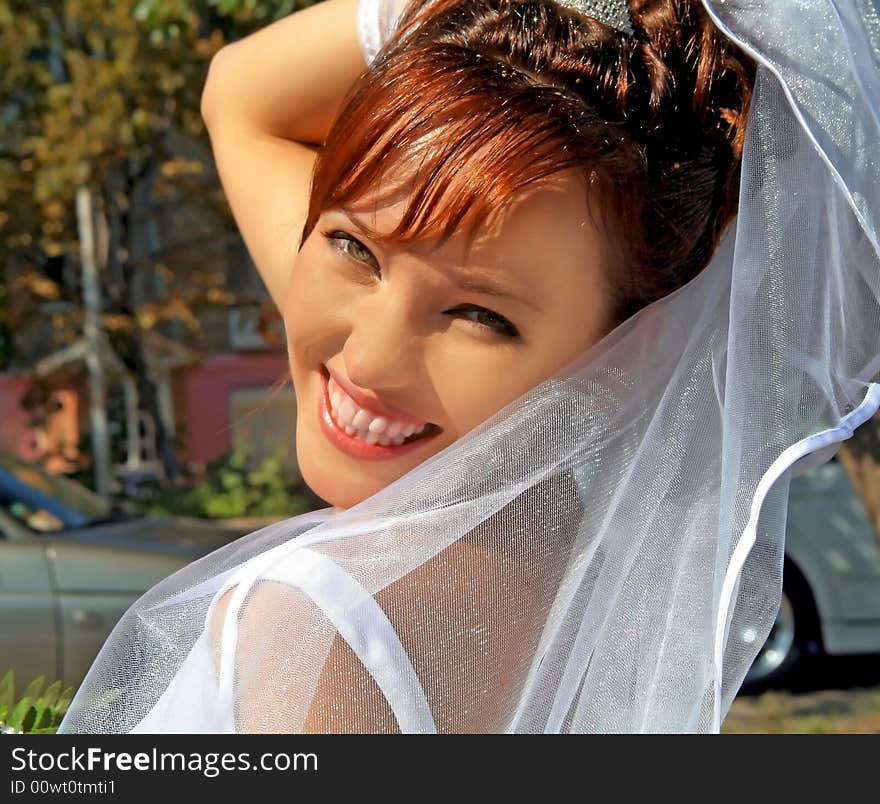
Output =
[
  {"x1": 34, "y1": 705, "x2": 53, "y2": 731},
  {"x1": 22, "y1": 675, "x2": 45, "y2": 700},
  {"x1": 38, "y1": 679, "x2": 61, "y2": 708},
  {"x1": 56, "y1": 685, "x2": 76, "y2": 711},
  {"x1": 0, "y1": 670, "x2": 14, "y2": 711},
  {"x1": 9, "y1": 696, "x2": 32, "y2": 729},
  {"x1": 21, "y1": 706, "x2": 38, "y2": 733},
  {"x1": 83, "y1": 686, "x2": 125, "y2": 710}
]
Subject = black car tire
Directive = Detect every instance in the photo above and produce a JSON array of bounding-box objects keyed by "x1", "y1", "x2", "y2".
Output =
[{"x1": 739, "y1": 562, "x2": 822, "y2": 694}]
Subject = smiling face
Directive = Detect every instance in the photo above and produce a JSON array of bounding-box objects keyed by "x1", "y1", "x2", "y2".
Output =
[{"x1": 282, "y1": 165, "x2": 616, "y2": 511}]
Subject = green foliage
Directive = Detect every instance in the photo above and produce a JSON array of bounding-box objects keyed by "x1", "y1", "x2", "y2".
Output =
[
  {"x1": 0, "y1": 0, "x2": 319, "y2": 479},
  {"x1": 135, "y1": 433, "x2": 313, "y2": 519},
  {"x1": 2, "y1": 1, "x2": 206, "y2": 255},
  {"x1": 0, "y1": 671, "x2": 76, "y2": 735},
  {"x1": 0, "y1": 0, "x2": 315, "y2": 243},
  {"x1": 134, "y1": 0, "x2": 314, "y2": 36},
  {"x1": 0, "y1": 0, "x2": 315, "y2": 366}
]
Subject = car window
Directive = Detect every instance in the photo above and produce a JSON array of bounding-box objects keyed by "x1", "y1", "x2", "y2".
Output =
[
  {"x1": 2, "y1": 497, "x2": 65, "y2": 533},
  {"x1": 0, "y1": 456, "x2": 109, "y2": 518},
  {"x1": 0, "y1": 452, "x2": 111, "y2": 532}
]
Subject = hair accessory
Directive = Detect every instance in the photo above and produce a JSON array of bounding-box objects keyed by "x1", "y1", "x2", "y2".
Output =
[{"x1": 558, "y1": 0, "x2": 635, "y2": 35}]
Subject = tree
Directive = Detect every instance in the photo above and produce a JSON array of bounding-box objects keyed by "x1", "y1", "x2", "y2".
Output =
[
  {"x1": 8, "y1": 1, "x2": 877, "y2": 538},
  {"x1": 0, "y1": 0, "x2": 312, "y2": 492},
  {"x1": 838, "y1": 420, "x2": 880, "y2": 544}
]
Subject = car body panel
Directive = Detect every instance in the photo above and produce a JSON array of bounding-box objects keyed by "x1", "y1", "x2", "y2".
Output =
[
  {"x1": 1, "y1": 526, "x2": 238, "y2": 687},
  {"x1": 3, "y1": 450, "x2": 880, "y2": 691},
  {"x1": 0, "y1": 453, "x2": 253, "y2": 686},
  {"x1": 785, "y1": 461, "x2": 880, "y2": 654},
  {"x1": 57, "y1": 590, "x2": 148, "y2": 685},
  {"x1": 0, "y1": 536, "x2": 57, "y2": 686},
  {"x1": 49, "y1": 540, "x2": 189, "y2": 594}
]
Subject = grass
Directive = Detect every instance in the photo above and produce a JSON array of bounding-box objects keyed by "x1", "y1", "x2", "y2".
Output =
[{"x1": 723, "y1": 685, "x2": 880, "y2": 733}]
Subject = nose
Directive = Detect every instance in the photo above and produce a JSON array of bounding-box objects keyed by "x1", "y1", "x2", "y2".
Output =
[{"x1": 341, "y1": 292, "x2": 422, "y2": 392}]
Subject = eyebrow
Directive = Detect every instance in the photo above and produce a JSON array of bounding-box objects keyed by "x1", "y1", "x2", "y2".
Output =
[
  {"x1": 453, "y1": 275, "x2": 540, "y2": 312},
  {"x1": 338, "y1": 210, "x2": 541, "y2": 313}
]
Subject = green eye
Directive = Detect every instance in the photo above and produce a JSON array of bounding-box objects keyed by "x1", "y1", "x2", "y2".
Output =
[
  {"x1": 325, "y1": 231, "x2": 377, "y2": 269},
  {"x1": 451, "y1": 306, "x2": 520, "y2": 339},
  {"x1": 322, "y1": 229, "x2": 520, "y2": 340},
  {"x1": 343, "y1": 239, "x2": 373, "y2": 263}
]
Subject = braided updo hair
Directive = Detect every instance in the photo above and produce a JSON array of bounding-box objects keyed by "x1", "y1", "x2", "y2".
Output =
[{"x1": 302, "y1": 0, "x2": 757, "y2": 327}]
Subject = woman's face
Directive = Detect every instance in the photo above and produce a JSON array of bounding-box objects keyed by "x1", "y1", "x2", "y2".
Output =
[{"x1": 283, "y1": 167, "x2": 614, "y2": 510}]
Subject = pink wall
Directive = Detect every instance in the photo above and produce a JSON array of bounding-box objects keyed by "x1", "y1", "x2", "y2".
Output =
[
  {"x1": 0, "y1": 373, "x2": 81, "y2": 471},
  {"x1": 1, "y1": 352, "x2": 291, "y2": 472},
  {"x1": 0, "y1": 374, "x2": 36, "y2": 455},
  {"x1": 181, "y1": 351, "x2": 290, "y2": 465}
]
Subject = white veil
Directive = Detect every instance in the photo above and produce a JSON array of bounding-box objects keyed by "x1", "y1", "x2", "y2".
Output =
[{"x1": 58, "y1": 0, "x2": 880, "y2": 733}]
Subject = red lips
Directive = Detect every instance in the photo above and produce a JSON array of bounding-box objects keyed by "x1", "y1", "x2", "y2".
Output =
[
  {"x1": 317, "y1": 367, "x2": 442, "y2": 461},
  {"x1": 324, "y1": 365, "x2": 435, "y2": 428}
]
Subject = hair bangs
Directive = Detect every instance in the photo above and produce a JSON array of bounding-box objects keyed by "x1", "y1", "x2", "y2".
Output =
[{"x1": 303, "y1": 44, "x2": 615, "y2": 252}]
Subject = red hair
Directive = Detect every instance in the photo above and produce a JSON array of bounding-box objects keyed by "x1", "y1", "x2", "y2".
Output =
[{"x1": 302, "y1": 0, "x2": 756, "y2": 326}]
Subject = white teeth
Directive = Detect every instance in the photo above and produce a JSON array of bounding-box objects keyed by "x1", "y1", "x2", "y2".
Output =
[
  {"x1": 351, "y1": 409, "x2": 372, "y2": 430},
  {"x1": 385, "y1": 420, "x2": 407, "y2": 439},
  {"x1": 368, "y1": 417, "x2": 389, "y2": 434},
  {"x1": 339, "y1": 397, "x2": 358, "y2": 423},
  {"x1": 327, "y1": 373, "x2": 434, "y2": 445}
]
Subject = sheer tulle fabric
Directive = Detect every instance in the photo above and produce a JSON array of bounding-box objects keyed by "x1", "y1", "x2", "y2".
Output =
[{"x1": 58, "y1": 0, "x2": 880, "y2": 733}]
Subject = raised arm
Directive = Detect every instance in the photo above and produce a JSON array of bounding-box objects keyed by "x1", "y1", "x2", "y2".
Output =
[{"x1": 200, "y1": 0, "x2": 369, "y2": 310}]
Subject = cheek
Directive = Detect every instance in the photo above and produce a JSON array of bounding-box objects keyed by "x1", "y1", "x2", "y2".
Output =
[
  {"x1": 286, "y1": 241, "x2": 323, "y2": 316},
  {"x1": 283, "y1": 243, "x2": 350, "y2": 342},
  {"x1": 435, "y1": 357, "x2": 549, "y2": 440}
]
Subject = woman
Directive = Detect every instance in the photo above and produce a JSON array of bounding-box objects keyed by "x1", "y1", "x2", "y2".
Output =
[
  {"x1": 58, "y1": 0, "x2": 880, "y2": 733},
  {"x1": 200, "y1": 0, "x2": 752, "y2": 513}
]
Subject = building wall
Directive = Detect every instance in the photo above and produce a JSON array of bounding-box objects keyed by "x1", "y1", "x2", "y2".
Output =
[
  {"x1": 0, "y1": 350, "x2": 297, "y2": 477},
  {"x1": 0, "y1": 373, "x2": 81, "y2": 473},
  {"x1": 180, "y1": 351, "x2": 296, "y2": 471}
]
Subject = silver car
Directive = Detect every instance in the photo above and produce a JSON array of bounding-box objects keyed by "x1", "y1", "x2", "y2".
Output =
[
  {"x1": 2, "y1": 451, "x2": 877, "y2": 693},
  {"x1": 0, "y1": 452, "x2": 253, "y2": 687},
  {"x1": 742, "y1": 458, "x2": 880, "y2": 690}
]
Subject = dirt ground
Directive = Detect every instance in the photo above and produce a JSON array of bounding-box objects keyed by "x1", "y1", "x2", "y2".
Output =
[{"x1": 722, "y1": 653, "x2": 880, "y2": 733}]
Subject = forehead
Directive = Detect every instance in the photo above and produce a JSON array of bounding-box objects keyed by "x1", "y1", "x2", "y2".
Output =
[{"x1": 341, "y1": 164, "x2": 611, "y2": 300}]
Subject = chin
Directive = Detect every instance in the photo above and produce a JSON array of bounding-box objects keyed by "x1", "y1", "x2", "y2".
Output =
[
  {"x1": 299, "y1": 464, "x2": 374, "y2": 511},
  {"x1": 294, "y1": 428, "x2": 374, "y2": 512}
]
